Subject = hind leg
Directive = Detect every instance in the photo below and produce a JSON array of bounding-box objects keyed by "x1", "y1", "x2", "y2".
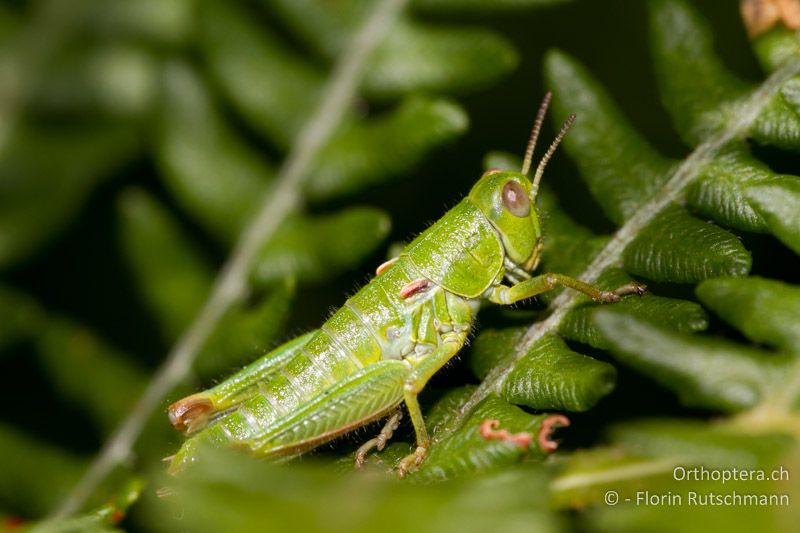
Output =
[
  {"x1": 168, "y1": 331, "x2": 317, "y2": 433},
  {"x1": 354, "y1": 408, "x2": 403, "y2": 467}
]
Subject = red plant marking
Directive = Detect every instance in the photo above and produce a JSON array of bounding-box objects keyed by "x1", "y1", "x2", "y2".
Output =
[
  {"x1": 478, "y1": 419, "x2": 533, "y2": 449},
  {"x1": 538, "y1": 414, "x2": 570, "y2": 453}
]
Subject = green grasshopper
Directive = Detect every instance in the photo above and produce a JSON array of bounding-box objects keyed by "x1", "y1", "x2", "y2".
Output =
[{"x1": 167, "y1": 93, "x2": 645, "y2": 476}]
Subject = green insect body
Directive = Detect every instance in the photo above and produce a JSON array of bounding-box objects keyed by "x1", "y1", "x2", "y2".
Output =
[{"x1": 167, "y1": 94, "x2": 645, "y2": 475}]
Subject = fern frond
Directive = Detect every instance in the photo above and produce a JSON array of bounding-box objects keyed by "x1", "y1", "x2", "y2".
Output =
[{"x1": 426, "y1": 0, "x2": 800, "y2": 484}]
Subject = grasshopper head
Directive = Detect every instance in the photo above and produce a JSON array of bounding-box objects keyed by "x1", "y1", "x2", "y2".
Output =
[
  {"x1": 469, "y1": 170, "x2": 542, "y2": 270},
  {"x1": 470, "y1": 92, "x2": 575, "y2": 273}
]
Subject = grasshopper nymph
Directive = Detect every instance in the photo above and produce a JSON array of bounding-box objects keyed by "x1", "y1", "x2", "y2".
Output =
[{"x1": 167, "y1": 93, "x2": 645, "y2": 476}]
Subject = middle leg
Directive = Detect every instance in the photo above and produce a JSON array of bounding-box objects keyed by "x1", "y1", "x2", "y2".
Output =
[{"x1": 395, "y1": 338, "x2": 464, "y2": 477}]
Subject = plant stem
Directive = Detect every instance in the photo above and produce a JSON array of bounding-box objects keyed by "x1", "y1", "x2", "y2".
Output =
[
  {"x1": 51, "y1": 0, "x2": 408, "y2": 517},
  {"x1": 433, "y1": 56, "x2": 800, "y2": 447},
  {"x1": 551, "y1": 456, "x2": 680, "y2": 494}
]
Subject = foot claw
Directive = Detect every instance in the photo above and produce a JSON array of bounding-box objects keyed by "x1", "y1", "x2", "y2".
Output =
[
  {"x1": 602, "y1": 282, "x2": 647, "y2": 302},
  {"x1": 354, "y1": 449, "x2": 369, "y2": 469},
  {"x1": 395, "y1": 446, "x2": 427, "y2": 478}
]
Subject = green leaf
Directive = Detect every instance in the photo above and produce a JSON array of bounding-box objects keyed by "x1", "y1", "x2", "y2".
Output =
[
  {"x1": 0, "y1": 425, "x2": 85, "y2": 517},
  {"x1": 251, "y1": 208, "x2": 391, "y2": 286},
  {"x1": 364, "y1": 21, "x2": 518, "y2": 97},
  {"x1": 420, "y1": 389, "x2": 556, "y2": 481},
  {"x1": 468, "y1": 329, "x2": 518, "y2": 381},
  {"x1": 623, "y1": 204, "x2": 751, "y2": 283},
  {"x1": 117, "y1": 188, "x2": 213, "y2": 342},
  {"x1": 744, "y1": 177, "x2": 800, "y2": 254},
  {"x1": 686, "y1": 144, "x2": 775, "y2": 232},
  {"x1": 697, "y1": 277, "x2": 800, "y2": 352},
  {"x1": 32, "y1": 44, "x2": 156, "y2": 116},
  {"x1": 544, "y1": 49, "x2": 675, "y2": 224},
  {"x1": 750, "y1": 76, "x2": 800, "y2": 151},
  {"x1": 201, "y1": 1, "x2": 468, "y2": 201},
  {"x1": 35, "y1": 318, "x2": 148, "y2": 435},
  {"x1": 594, "y1": 311, "x2": 788, "y2": 412},
  {"x1": 304, "y1": 96, "x2": 468, "y2": 201},
  {"x1": 649, "y1": 0, "x2": 750, "y2": 144},
  {"x1": 751, "y1": 27, "x2": 800, "y2": 73},
  {"x1": 560, "y1": 293, "x2": 708, "y2": 350},
  {"x1": 141, "y1": 446, "x2": 560, "y2": 533},
  {"x1": 198, "y1": 0, "x2": 321, "y2": 147},
  {"x1": 504, "y1": 335, "x2": 616, "y2": 412},
  {"x1": 158, "y1": 65, "x2": 393, "y2": 286},
  {"x1": 263, "y1": 0, "x2": 519, "y2": 98},
  {"x1": 469, "y1": 329, "x2": 616, "y2": 412},
  {"x1": 0, "y1": 125, "x2": 137, "y2": 269},
  {"x1": 157, "y1": 62, "x2": 273, "y2": 243}
]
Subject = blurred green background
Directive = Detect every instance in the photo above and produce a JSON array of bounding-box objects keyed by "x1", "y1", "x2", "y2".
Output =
[{"x1": 2, "y1": 0, "x2": 799, "y2": 531}]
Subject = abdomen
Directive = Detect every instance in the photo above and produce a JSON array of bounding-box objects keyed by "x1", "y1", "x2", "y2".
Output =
[{"x1": 171, "y1": 257, "x2": 438, "y2": 466}]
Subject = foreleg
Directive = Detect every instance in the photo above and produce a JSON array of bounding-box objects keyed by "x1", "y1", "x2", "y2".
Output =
[{"x1": 487, "y1": 273, "x2": 645, "y2": 305}]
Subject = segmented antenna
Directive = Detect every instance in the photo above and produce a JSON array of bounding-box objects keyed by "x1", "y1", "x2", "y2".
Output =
[
  {"x1": 531, "y1": 113, "x2": 576, "y2": 198},
  {"x1": 520, "y1": 91, "x2": 552, "y2": 177}
]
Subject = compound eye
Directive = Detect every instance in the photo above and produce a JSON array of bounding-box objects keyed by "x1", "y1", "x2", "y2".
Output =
[{"x1": 502, "y1": 181, "x2": 530, "y2": 217}]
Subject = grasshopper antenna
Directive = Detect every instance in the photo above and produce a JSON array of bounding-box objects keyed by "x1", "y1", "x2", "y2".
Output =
[
  {"x1": 521, "y1": 91, "x2": 552, "y2": 177},
  {"x1": 530, "y1": 113, "x2": 576, "y2": 199}
]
